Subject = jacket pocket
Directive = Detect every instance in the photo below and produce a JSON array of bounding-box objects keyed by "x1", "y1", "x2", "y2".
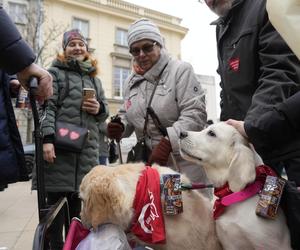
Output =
[{"x1": 155, "y1": 85, "x2": 171, "y2": 96}]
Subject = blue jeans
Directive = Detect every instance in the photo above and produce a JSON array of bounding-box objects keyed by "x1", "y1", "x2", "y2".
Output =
[{"x1": 99, "y1": 156, "x2": 108, "y2": 165}]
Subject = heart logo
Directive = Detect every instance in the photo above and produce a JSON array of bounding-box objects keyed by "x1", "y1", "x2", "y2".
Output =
[
  {"x1": 59, "y1": 128, "x2": 69, "y2": 137},
  {"x1": 70, "y1": 131, "x2": 80, "y2": 140}
]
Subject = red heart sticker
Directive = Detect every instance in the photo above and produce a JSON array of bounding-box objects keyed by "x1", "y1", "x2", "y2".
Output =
[
  {"x1": 59, "y1": 128, "x2": 69, "y2": 137},
  {"x1": 70, "y1": 131, "x2": 80, "y2": 140}
]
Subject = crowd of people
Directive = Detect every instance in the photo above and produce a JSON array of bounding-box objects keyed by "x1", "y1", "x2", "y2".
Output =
[{"x1": 1, "y1": 0, "x2": 300, "y2": 249}]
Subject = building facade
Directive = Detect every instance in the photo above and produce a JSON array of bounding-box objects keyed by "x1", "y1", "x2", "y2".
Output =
[
  {"x1": 42, "y1": 0, "x2": 188, "y2": 114},
  {"x1": 2, "y1": 0, "x2": 218, "y2": 143},
  {"x1": 197, "y1": 74, "x2": 218, "y2": 122}
]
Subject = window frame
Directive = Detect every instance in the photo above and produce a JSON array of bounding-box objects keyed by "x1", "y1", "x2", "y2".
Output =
[
  {"x1": 8, "y1": 1, "x2": 27, "y2": 25},
  {"x1": 72, "y1": 17, "x2": 90, "y2": 39},
  {"x1": 115, "y1": 28, "x2": 128, "y2": 47},
  {"x1": 113, "y1": 66, "x2": 130, "y2": 99}
]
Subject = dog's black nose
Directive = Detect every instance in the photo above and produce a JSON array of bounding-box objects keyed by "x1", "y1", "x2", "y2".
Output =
[{"x1": 180, "y1": 131, "x2": 188, "y2": 139}]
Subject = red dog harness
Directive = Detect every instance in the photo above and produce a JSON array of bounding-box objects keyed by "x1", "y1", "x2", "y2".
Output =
[{"x1": 213, "y1": 165, "x2": 277, "y2": 219}]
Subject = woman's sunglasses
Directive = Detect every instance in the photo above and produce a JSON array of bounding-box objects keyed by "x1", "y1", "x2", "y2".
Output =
[{"x1": 129, "y1": 42, "x2": 157, "y2": 56}]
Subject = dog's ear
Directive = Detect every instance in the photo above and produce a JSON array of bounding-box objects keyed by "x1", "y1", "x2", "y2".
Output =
[
  {"x1": 227, "y1": 138, "x2": 256, "y2": 192},
  {"x1": 85, "y1": 176, "x2": 123, "y2": 228}
]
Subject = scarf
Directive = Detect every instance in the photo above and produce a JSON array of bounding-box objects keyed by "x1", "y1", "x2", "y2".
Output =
[
  {"x1": 213, "y1": 165, "x2": 277, "y2": 219},
  {"x1": 130, "y1": 167, "x2": 166, "y2": 244},
  {"x1": 132, "y1": 60, "x2": 146, "y2": 75},
  {"x1": 128, "y1": 49, "x2": 170, "y2": 89},
  {"x1": 66, "y1": 58, "x2": 95, "y2": 75}
]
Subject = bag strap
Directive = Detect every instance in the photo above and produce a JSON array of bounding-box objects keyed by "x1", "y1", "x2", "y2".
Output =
[
  {"x1": 142, "y1": 84, "x2": 158, "y2": 137},
  {"x1": 147, "y1": 106, "x2": 167, "y2": 136},
  {"x1": 142, "y1": 63, "x2": 168, "y2": 138},
  {"x1": 58, "y1": 71, "x2": 99, "y2": 106}
]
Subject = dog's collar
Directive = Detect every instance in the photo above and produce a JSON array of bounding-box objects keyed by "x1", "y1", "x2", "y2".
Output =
[{"x1": 213, "y1": 165, "x2": 277, "y2": 220}]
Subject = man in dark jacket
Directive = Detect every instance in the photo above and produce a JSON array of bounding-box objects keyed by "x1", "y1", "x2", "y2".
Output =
[
  {"x1": 0, "y1": 7, "x2": 53, "y2": 190},
  {"x1": 204, "y1": 0, "x2": 300, "y2": 184}
]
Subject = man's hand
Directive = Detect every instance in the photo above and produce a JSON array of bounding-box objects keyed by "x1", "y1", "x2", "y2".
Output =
[
  {"x1": 43, "y1": 143, "x2": 56, "y2": 163},
  {"x1": 17, "y1": 63, "x2": 53, "y2": 103},
  {"x1": 226, "y1": 119, "x2": 248, "y2": 138}
]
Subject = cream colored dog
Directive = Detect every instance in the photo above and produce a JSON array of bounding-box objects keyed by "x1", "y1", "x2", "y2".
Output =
[
  {"x1": 179, "y1": 122, "x2": 291, "y2": 250},
  {"x1": 80, "y1": 163, "x2": 221, "y2": 250}
]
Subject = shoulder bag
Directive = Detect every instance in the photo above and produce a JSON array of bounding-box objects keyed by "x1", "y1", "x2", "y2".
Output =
[{"x1": 54, "y1": 71, "x2": 89, "y2": 152}]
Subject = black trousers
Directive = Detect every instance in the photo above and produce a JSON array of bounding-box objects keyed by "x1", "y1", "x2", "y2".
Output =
[
  {"x1": 266, "y1": 156, "x2": 300, "y2": 186},
  {"x1": 46, "y1": 191, "x2": 81, "y2": 250}
]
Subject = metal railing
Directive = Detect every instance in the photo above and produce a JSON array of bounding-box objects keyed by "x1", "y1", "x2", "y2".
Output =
[{"x1": 84, "y1": 0, "x2": 182, "y2": 25}]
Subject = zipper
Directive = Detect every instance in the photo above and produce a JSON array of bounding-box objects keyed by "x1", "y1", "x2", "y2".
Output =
[{"x1": 75, "y1": 73, "x2": 84, "y2": 190}]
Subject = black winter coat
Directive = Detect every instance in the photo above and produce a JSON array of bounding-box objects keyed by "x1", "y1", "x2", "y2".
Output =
[
  {"x1": 0, "y1": 71, "x2": 28, "y2": 186},
  {"x1": 40, "y1": 59, "x2": 109, "y2": 192},
  {"x1": 213, "y1": 0, "x2": 300, "y2": 162},
  {"x1": 245, "y1": 91, "x2": 300, "y2": 158},
  {"x1": 0, "y1": 8, "x2": 34, "y2": 187}
]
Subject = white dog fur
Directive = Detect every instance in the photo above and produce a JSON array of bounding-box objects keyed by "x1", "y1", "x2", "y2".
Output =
[
  {"x1": 80, "y1": 163, "x2": 222, "y2": 250},
  {"x1": 179, "y1": 122, "x2": 291, "y2": 250}
]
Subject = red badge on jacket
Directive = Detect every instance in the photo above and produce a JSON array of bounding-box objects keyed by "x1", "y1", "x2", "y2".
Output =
[
  {"x1": 125, "y1": 100, "x2": 132, "y2": 111},
  {"x1": 229, "y1": 58, "x2": 240, "y2": 72}
]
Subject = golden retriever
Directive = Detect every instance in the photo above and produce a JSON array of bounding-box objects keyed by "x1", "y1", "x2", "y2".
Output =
[
  {"x1": 80, "y1": 163, "x2": 221, "y2": 250},
  {"x1": 179, "y1": 122, "x2": 291, "y2": 250}
]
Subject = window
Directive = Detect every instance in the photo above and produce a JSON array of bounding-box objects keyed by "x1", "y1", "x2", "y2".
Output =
[
  {"x1": 113, "y1": 66, "x2": 130, "y2": 98},
  {"x1": 72, "y1": 18, "x2": 89, "y2": 38},
  {"x1": 8, "y1": 2, "x2": 27, "y2": 24},
  {"x1": 115, "y1": 28, "x2": 128, "y2": 46}
]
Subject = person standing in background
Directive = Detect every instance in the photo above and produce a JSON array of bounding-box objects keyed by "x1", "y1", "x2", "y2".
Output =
[{"x1": 41, "y1": 29, "x2": 109, "y2": 249}]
